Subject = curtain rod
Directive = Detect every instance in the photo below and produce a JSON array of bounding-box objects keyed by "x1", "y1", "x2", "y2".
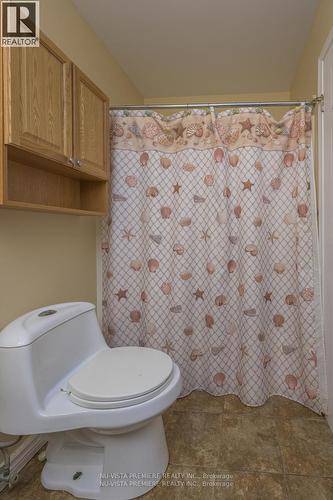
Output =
[{"x1": 110, "y1": 94, "x2": 324, "y2": 110}]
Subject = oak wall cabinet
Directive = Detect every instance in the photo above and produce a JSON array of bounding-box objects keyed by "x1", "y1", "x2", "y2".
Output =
[
  {"x1": 73, "y1": 67, "x2": 109, "y2": 179},
  {"x1": 0, "y1": 33, "x2": 109, "y2": 215}
]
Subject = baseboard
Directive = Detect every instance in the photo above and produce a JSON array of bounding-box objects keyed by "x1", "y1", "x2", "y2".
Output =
[{"x1": 0, "y1": 435, "x2": 46, "y2": 492}]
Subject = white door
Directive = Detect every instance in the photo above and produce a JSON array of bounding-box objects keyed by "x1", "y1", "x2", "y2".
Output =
[{"x1": 319, "y1": 27, "x2": 333, "y2": 431}]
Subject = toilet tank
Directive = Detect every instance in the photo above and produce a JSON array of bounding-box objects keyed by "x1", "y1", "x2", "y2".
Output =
[{"x1": 0, "y1": 303, "x2": 107, "y2": 434}]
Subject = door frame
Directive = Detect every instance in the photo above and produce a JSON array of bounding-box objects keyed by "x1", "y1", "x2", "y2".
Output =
[
  {"x1": 318, "y1": 27, "x2": 333, "y2": 279},
  {"x1": 318, "y1": 26, "x2": 333, "y2": 430}
]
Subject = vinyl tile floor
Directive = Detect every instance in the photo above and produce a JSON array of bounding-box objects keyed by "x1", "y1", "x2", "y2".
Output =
[{"x1": 1, "y1": 392, "x2": 333, "y2": 499}]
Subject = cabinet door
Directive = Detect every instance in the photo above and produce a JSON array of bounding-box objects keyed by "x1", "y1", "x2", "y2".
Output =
[
  {"x1": 73, "y1": 67, "x2": 109, "y2": 179},
  {"x1": 3, "y1": 34, "x2": 73, "y2": 165}
]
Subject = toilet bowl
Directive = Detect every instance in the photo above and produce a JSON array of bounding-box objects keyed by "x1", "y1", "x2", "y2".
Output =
[{"x1": 0, "y1": 303, "x2": 182, "y2": 499}]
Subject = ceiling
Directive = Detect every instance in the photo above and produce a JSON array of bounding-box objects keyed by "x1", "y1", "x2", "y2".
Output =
[{"x1": 73, "y1": 0, "x2": 319, "y2": 98}]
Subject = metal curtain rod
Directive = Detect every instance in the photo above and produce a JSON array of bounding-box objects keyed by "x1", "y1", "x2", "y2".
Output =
[{"x1": 110, "y1": 94, "x2": 324, "y2": 110}]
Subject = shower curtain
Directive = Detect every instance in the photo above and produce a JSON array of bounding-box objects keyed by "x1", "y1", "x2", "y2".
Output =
[{"x1": 102, "y1": 106, "x2": 327, "y2": 414}]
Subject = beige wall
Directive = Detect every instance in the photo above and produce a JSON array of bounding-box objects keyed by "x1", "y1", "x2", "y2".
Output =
[
  {"x1": 0, "y1": 0, "x2": 143, "y2": 329},
  {"x1": 40, "y1": 0, "x2": 142, "y2": 104},
  {"x1": 145, "y1": 91, "x2": 291, "y2": 120},
  {"x1": 291, "y1": 0, "x2": 333, "y2": 98},
  {"x1": 0, "y1": 210, "x2": 97, "y2": 327}
]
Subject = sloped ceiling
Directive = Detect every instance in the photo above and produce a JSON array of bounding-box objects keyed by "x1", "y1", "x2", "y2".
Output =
[{"x1": 73, "y1": 0, "x2": 319, "y2": 98}]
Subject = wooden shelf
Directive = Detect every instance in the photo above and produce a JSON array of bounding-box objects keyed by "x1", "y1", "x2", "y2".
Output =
[
  {"x1": 2, "y1": 200, "x2": 106, "y2": 216},
  {"x1": 3, "y1": 159, "x2": 107, "y2": 215}
]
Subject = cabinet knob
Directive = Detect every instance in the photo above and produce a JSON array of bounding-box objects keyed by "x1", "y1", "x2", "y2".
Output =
[
  {"x1": 68, "y1": 157, "x2": 75, "y2": 166},
  {"x1": 76, "y1": 160, "x2": 82, "y2": 167}
]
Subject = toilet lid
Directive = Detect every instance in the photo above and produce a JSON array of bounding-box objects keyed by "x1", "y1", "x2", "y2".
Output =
[{"x1": 67, "y1": 347, "x2": 173, "y2": 407}]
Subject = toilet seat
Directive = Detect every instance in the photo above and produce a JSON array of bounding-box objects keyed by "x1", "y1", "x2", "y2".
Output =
[{"x1": 67, "y1": 347, "x2": 174, "y2": 409}]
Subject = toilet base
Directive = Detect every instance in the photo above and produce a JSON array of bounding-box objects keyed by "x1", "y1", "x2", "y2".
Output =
[{"x1": 41, "y1": 416, "x2": 168, "y2": 500}]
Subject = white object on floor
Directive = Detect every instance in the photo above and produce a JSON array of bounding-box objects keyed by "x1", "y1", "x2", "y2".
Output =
[{"x1": 0, "y1": 303, "x2": 182, "y2": 499}]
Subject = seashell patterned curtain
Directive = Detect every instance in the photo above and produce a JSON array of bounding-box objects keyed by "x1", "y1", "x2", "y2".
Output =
[{"x1": 102, "y1": 106, "x2": 327, "y2": 414}]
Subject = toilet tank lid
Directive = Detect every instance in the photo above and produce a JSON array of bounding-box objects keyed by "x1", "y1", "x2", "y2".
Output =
[{"x1": 0, "y1": 302, "x2": 95, "y2": 348}]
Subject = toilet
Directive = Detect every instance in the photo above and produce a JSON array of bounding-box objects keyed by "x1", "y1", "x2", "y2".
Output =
[{"x1": 0, "y1": 302, "x2": 182, "y2": 500}]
